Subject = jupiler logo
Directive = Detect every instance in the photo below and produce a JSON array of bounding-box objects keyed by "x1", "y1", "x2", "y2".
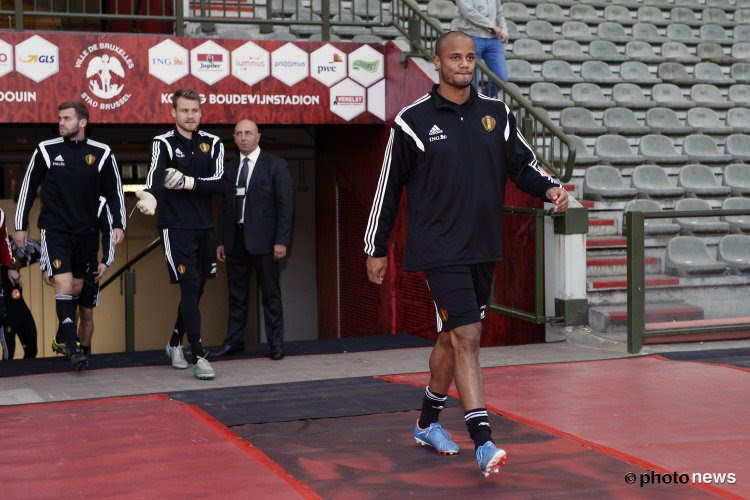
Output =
[{"x1": 75, "y1": 42, "x2": 135, "y2": 111}]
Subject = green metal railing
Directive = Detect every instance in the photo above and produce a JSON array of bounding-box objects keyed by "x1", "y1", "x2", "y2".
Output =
[{"x1": 625, "y1": 209, "x2": 750, "y2": 353}]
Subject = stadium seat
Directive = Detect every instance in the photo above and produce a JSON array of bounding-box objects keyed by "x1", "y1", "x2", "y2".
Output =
[
  {"x1": 665, "y1": 236, "x2": 729, "y2": 275},
  {"x1": 723, "y1": 164, "x2": 750, "y2": 196},
  {"x1": 730, "y1": 84, "x2": 750, "y2": 106},
  {"x1": 631, "y1": 165, "x2": 685, "y2": 198},
  {"x1": 589, "y1": 40, "x2": 628, "y2": 62},
  {"x1": 639, "y1": 134, "x2": 689, "y2": 163},
  {"x1": 633, "y1": 22, "x2": 669, "y2": 43},
  {"x1": 674, "y1": 198, "x2": 732, "y2": 234},
  {"x1": 735, "y1": 26, "x2": 750, "y2": 43},
  {"x1": 702, "y1": 7, "x2": 733, "y2": 27},
  {"x1": 595, "y1": 135, "x2": 645, "y2": 164},
  {"x1": 526, "y1": 20, "x2": 561, "y2": 41},
  {"x1": 678, "y1": 164, "x2": 733, "y2": 196},
  {"x1": 683, "y1": 135, "x2": 733, "y2": 163},
  {"x1": 271, "y1": 0, "x2": 299, "y2": 15},
  {"x1": 572, "y1": 83, "x2": 611, "y2": 108},
  {"x1": 308, "y1": 33, "x2": 342, "y2": 41},
  {"x1": 371, "y1": 18, "x2": 399, "y2": 38},
  {"x1": 581, "y1": 61, "x2": 620, "y2": 83},
  {"x1": 570, "y1": 4, "x2": 601, "y2": 22},
  {"x1": 624, "y1": 199, "x2": 681, "y2": 234},
  {"x1": 697, "y1": 43, "x2": 733, "y2": 63},
  {"x1": 504, "y1": 2, "x2": 533, "y2": 21},
  {"x1": 312, "y1": 0, "x2": 341, "y2": 15},
  {"x1": 701, "y1": 24, "x2": 733, "y2": 44},
  {"x1": 725, "y1": 134, "x2": 750, "y2": 161},
  {"x1": 536, "y1": 3, "x2": 568, "y2": 23},
  {"x1": 686, "y1": 107, "x2": 734, "y2": 134},
  {"x1": 542, "y1": 60, "x2": 582, "y2": 83},
  {"x1": 507, "y1": 60, "x2": 543, "y2": 83},
  {"x1": 613, "y1": 83, "x2": 655, "y2": 109},
  {"x1": 721, "y1": 199, "x2": 750, "y2": 233},
  {"x1": 646, "y1": 108, "x2": 694, "y2": 135},
  {"x1": 620, "y1": 61, "x2": 661, "y2": 84},
  {"x1": 561, "y1": 107, "x2": 607, "y2": 135},
  {"x1": 583, "y1": 165, "x2": 638, "y2": 200},
  {"x1": 666, "y1": 24, "x2": 699, "y2": 44},
  {"x1": 604, "y1": 108, "x2": 651, "y2": 135},
  {"x1": 652, "y1": 83, "x2": 692, "y2": 108},
  {"x1": 670, "y1": 7, "x2": 700, "y2": 26},
  {"x1": 718, "y1": 234, "x2": 750, "y2": 273},
  {"x1": 626, "y1": 41, "x2": 664, "y2": 63},
  {"x1": 530, "y1": 82, "x2": 574, "y2": 108},
  {"x1": 661, "y1": 42, "x2": 700, "y2": 63},
  {"x1": 289, "y1": 12, "x2": 324, "y2": 36},
  {"x1": 657, "y1": 62, "x2": 693, "y2": 85},
  {"x1": 427, "y1": 0, "x2": 458, "y2": 20},
  {"x1": 676, "y1": 0, "x2": 702, "y2": 11},
  {"x1": 352, "y1": 34, "x2": 384, "y2": 43},
  {"x1": 331, "y1": 15, "x2": 371, "y2": 36},
  {"x1": 694, "y1": 62, "x2": 736, "y2": 85},
  {"x1": 510, "y1": 39, "x2": 551, "y2": 61},
  {"x1": 265, "y1": 31, "x2": 298, "y2": 41},
  {"x1": 727, "y1": 108, "x2": 750, "y2": 133},
  {"x1": 732, "y1": 43, "x2": 750, "y2": 62},
  {"x1": 706, "y1": 0, "x2": 735, "y2": 9},
  {"x1": 691, "y1": 84, "x2": 734, "y2": 109},
  {"x1": 637, "y1": 6, "x2": 670, "y2": 25},
  {"x1": 551, "y1": 40, "x2": 591, "y2": 62},
  {"x1": 736, "y1": 9, "x2": 750, "y2": 25},
  {"x1": 555, "y1": 135, "x2": 599, "y2": 165},
  {"x1": 353, "y1": 0, "x2": 382, "y2": 18},
  {"x1": 598, "y1": 22, "x2": 630, "y2": 43},
  {"x1": 605, "y1": 5, "x2": 636, "y2": 24},
  {"x1": 562, "y1": 21, "x2": 596, "y2": 42},
  {"x1": 732, "y1": 63, "x2": 750, "y2": 83}
]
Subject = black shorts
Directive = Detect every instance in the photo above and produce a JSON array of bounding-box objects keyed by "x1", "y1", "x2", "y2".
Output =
[
  {"x1": 41, "y1": 230, "x2": 98, "y2": 279},
  {"x1": 161, "y1": 228, "x2": 217, "y2": 284},
  {"x1": 78, "y1": 268, "x2": 100, "y2": 308},
  {"x1": 424, "y1": 263, "x2": 496, "y2": 332}
]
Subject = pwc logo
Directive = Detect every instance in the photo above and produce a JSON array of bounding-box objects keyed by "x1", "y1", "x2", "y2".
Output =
[{"x1": 15, "y1": 35, "x2": 59, "y2": 82}]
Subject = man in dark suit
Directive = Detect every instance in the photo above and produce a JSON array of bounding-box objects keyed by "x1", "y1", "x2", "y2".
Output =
[{"x1": 215, "y1": 119, "x2": 294, "y2": 360}]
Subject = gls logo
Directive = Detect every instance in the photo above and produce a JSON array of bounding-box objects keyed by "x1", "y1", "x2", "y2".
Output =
[{"x1": 19, "y1": 54, "x2": 56, "y2": 63}]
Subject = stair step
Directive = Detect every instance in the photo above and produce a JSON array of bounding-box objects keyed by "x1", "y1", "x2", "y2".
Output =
[
  {"x1": 589, "y1": 300, "x2": 704, "y2": 332},
  {"x1": 563, "y1": 183, "x2": 576, "y2": 192},
  {"x1": 588, "y1": 217, "x2": 618, "y2": 236},
  {"x1": 588, "y1": 274, "x2": 680, "y2": 291},
  {"x1": 588, "y1": 219, "x2": 615, "y2": 227},
  {"x1": 587, "y1": 256, "x2": 658, "y2": 267},
  {"x1": 587, "y1": 236, "x2": 627, "y2": 249}
]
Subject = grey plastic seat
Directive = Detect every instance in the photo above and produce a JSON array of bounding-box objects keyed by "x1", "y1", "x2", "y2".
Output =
[
  {"x1": 308, "y1": 32, "x2": 341, "y2": 41},
  {"x1": 529, "y1": 83, "x2": 573, "y2": 108},
  {"x1": 735, "y1": 26, "x2": 750, "y2": 43},
  {"x1": 678, "y1": 164, "x2": 733, "y2": 196},
  {"x1": 718, "y1": 235, "x2": 750, "y2": 273},
  {"x1": 686, "y1": 107, "x2": 734, "y2": 134},
  {"x1": 583, "y1": 165, "x2": 638, "y2": 200},
  {"x1": 640, "y1": 134, "x2": 689, "y2": 163},
  {"x1": 506, "y1": 60, "x2": 543, "y2": 83},
  {"x1": 694, "y1": 62, "x2": 736, "y2": 85},
  {"x1": 554, "y1": 135, "x2": 599, "y2": 165},
  {"x1": 730, "y1": 84, "x2": 750, "y2": 106},
  {"x1": 427, "y1": 0, "x2": 458, "y2": 20},
  {"x1": 670, "y1": 7, "x2": 700, "y2": 25},
  {"x1": 702, "y1": 7, "x2": 733, "y2": 27},
  {"x1": 697, "y1": 43, "x2": 733, "y2": 63},
  {"x1": 726, "y1": 134, "x2": 750, "y2": 161},
  {"x1": 661, "y1": 42, "x2": 700, "y2": 63},
  {"x1": 526, "y1": 20, "x2": 560, "y2": 41},
  {"x1": 667, "y1": 24, "x2": 699, "y2": 44},
  {"x1": 633, "y1": 22, "x2": 669, "y2": 43},
  {"x1": 652, "y1": 83, "x2": 692, "y2": 108},
  {"x1": 510, "y1": 39, "x2": 551, "y2": 61},
  {"x1": 331, "y1": 15, "x2": 371, "y2": 36},
  {"x1": 561, "y1": 107, "x2": 606, "y2": 135},
  {"x1": 721, "y1": 199, "x2": 750, "y2": 234},
  {"x1": 657, "y1": 62, "x2": 693, "y2": 85},
  {"x1": 613, "y1": 83, "x2": 655, "y2": 109},
  {"x1": 637, "y1": 6, "x2": 669, "y2": 25},
  {"x1": 620, "y1": 61, "x2": 661, "y2": 84},
  {"x1": 595, "y1": 135, "x2": 645, "y2": 164},
  {"x1": 271, "y1": 0, "x2": 300, "y2": 15},
  {"x1": 581, "y1": 61, "x2": 620, "y2": 84},
  {"x1": 732, "y1": 63, "x2": 750, "y2": 84},
  {"x1": 353, "y1": 0, "x2": 382, "y2": 17},
  {"x1": 570, "y1": 4, "x2": 601, "y2": 22},
  {"x1": 646, "y1": 108, "x2": 693, "y2": 135},
  {"x1": 598, "y1": 22, "x2": 630, "y2": 43},
  {"x1": 724, "y1": 164, "x2": 750, "y2": 195},
  {"x1": 733, "y1": 43, "x2": 750, "y2": 62},
  {"x1": 705, "y1": 0, "x2": 735, "y2": 9},
  {"x1": 626, "y1": 41, "x2": 664, "y2": 63},
  {"x1": 631, "y1": 165, "x2": 686, "y2": 198},
  {"x1": 701, "y1": 24, "x2": 733, "y2": 44},
  {"x1": 265, "y1": 31, "x2": 298, "y2": 41},
  {"x1": 625, "y1": 199, "x2": 681, "y2": 234},
  {"x1": 562, "y1": 21, "x2": 596, "y2": 42},
  {"x1": 683, "y1": 135, "x2": 733, "y2": 163},
  {"x1": 665, "y1": 236, "x2": 729, "y2": 275},
  {"x1": 504, "y1": 2, "x2": 533, "y2": 21},
  {"x1": 352, "y1": 34, "x2": 384, "y2": 43},
  {"x1": 736, "y1": 9, "x2": 750, "y2": 25},
  {"x1": 605, "y1": 5, "x2": 636, "y2": 24},
  {"x1": 572, "y1": 83, "x2": 611, "y2": 108},
  {"x1": 542, "y1": 60, "x2": 582, "y2": 83},
  {"x1": 691, "y1": 84, "x2": 733, "y2": 109},
  {"x1": 551, "y1": 40, "x2": 591, "y2": 62},
  {"x1": 589, "y1": 40, "x2": 627, "y2": 62},
  {"x1": 536, "y1": 3, "x2": 568, "y2": 23},
  {"x1": 676, "y1": 197, "x2": 732, "y2": 232},
  {"x1": 727, "y1": 108, "x2": 750, "y2": 133},
  {"x1": 604, "y1": 108, "x2": 650, "y2": 135}
]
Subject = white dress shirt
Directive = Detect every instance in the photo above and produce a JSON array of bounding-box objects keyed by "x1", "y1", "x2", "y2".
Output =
[{"x1": 236, "y1": 147, "x2": 261, "y2": 224}]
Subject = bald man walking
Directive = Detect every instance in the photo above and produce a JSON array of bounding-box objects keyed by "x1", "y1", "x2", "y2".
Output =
[{"x1": 216, "y1": 119, "x2": 294, "y2": 360}]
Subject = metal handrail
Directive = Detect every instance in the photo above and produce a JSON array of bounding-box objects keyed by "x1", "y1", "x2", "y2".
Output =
[
  {"x1": 100, "y1": 237, "x2": 161, "y2": 290},
  {"x1": 625, "y1": 208, "x2": 750, "y2": 353}
]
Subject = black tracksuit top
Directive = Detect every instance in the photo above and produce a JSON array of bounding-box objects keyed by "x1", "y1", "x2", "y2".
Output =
[
  {"x1": 15, "y1": 137, "x2": 126, "y2": 235},
  {"x1": 146, "y1": 128, "x2": 226, "y2": 230},
  {"x1": 364, "y1": 85, "x2": 561, "y2": 271}
]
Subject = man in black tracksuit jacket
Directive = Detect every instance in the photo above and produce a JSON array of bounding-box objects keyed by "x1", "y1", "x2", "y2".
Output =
[
  {"x1": 364, "y1": 32, "x2": 568, "y2": 476},
  {"x1": 136, "y1": 88, "x2": 225, "y2": 381},
  {"x1": 15, "y1": 101, "x2": 125, "y2": 370}
]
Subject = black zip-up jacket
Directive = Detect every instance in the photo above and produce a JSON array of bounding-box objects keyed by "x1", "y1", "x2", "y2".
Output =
[
  {"x1": 15, "y1": 137, "x2": 126, "y2": 235},
  {"x1": 364, "y1": 85, "x2": 561, "y2": 271},
  {"x1": 146, "y1": 128, "x2": 225, "y2": 230}
]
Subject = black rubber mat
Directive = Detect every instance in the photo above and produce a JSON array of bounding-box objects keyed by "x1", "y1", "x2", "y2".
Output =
[
  {"x1": 169, "y1": 377, "x2": 459, "y2": 426},
  {"x1": 659, "y1": 348, "x2": 750, "y2": 369},
  {"x1": 0, "y1": 333, "x2": 433, "y2": 378}
]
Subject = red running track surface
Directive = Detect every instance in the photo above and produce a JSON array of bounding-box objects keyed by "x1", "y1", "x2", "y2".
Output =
[
  {"x1": 0, "y1": 394, "x2": 317, "y2": 499},
  {"x1": 383, "y1": 356, "x2": 750, "y2": 499}
]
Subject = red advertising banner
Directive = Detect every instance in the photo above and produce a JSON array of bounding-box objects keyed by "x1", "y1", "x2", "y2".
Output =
[{"x1": 0, "y1": 32, "x2": 386, "y2": 125}]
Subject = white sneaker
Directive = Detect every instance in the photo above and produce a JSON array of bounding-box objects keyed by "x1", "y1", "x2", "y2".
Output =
[
  {"x1": 193, "y1": 356, "x2": 215, "y2": 380},
  {"x1": 165, "y1": 343, "x2": 188, "y2": 370}
]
